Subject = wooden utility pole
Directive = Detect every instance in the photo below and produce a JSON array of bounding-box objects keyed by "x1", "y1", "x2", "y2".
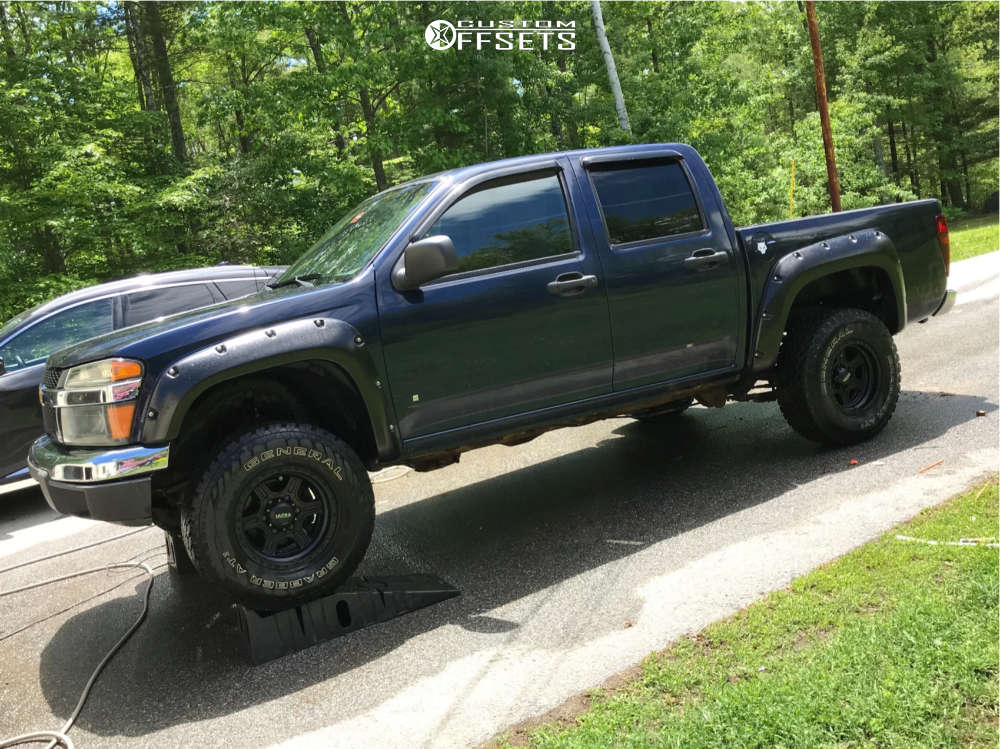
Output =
[
  {"x1": 591, "y1": 0, "x2": 631, "y2": 135},
  {"x1": 804, "y1": 1, "x2": 841, "y2": 212}
]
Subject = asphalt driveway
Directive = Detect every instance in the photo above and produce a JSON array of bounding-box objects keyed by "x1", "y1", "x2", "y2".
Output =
[{"x1": 1, "y1": 254, "x2": 996, "y2": 748}]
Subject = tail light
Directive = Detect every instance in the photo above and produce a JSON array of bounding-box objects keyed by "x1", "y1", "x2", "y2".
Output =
[{"x1": 936, "y1": 213, "x2": 950, "y2": 277}]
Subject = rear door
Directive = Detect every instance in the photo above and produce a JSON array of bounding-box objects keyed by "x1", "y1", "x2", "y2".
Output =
[
  {"x1": 377, "y1": 162, "x2": 613, "y2": 440},
  {"x1": 576, "y1": 155, "x2": 744, "y2": 390}
]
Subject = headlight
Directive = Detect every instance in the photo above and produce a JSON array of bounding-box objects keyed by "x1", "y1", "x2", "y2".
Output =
[{"x1": 43, "y1": 358, "x2": 144, "y2": 446}]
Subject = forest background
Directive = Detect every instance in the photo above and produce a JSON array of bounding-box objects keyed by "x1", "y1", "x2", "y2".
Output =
[{"x1": 0, "y1": 1, "x2": 996, "y2": 320}]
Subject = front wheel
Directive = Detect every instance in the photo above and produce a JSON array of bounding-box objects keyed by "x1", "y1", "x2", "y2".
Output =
[
  {"x1": 180, "y1": 423, "x2": 374, "y2": 610},
  {"x1": 777, "y1": 307, "x2": 900, "y2": 446}
]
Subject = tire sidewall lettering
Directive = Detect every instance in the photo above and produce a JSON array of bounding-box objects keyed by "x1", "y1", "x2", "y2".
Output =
[
  {"x1": 221, "y1": 550, "x2": 341, "y2": 590},
  {"x1": 242, "y1": 445, "x2": 344, "y2": 481}
]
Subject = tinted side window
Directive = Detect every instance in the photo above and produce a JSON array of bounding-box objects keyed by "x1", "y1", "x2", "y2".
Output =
[
  {"x1": 123, "y1": 284, "x2": 215, "y2": 327},
  {"x1": 0, "y1": 299, "x2": 114, "y2": 370},
  {"x1": 589, "y1": 161, "x2": 704, "y2": 245},
  {"x1": 215, "y1": 279, "x2": 259, "y2": 300},
  {"x1": 426, "y1": 172, "x2": 573, "y2": 274}
]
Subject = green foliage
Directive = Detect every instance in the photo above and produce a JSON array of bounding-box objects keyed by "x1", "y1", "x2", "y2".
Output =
[
  {"x1": 0, "y1": 1, "x2": 996, "y2": 320},
  {"x1": 949, "y1": 214, "x2": 999, "y2": 261},
  {"x1": 510, "y1": 479, "x2": 1000, "y2": 748}
]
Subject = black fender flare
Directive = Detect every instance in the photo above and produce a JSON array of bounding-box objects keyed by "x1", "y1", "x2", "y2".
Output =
[
  {"x1": 750, "y1": 229, "x2": 906, "y2": 374},
  {"x1": 138, "y1": 316, "x2": 398, "y2": 460}
]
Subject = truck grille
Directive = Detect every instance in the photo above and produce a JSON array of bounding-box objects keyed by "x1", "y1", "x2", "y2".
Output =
[{"x1": 42, "y1": 367, "x2": 62, "y2": 389}]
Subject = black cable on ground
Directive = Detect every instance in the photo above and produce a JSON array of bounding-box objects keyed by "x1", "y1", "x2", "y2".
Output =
[{"x1": 0, "y1": 530, "x2": 161, "y2": 749}]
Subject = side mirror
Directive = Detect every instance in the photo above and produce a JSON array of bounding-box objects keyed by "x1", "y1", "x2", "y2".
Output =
[
  {"x1": 0, "y1": 358, "x2": 5, "y2": 376},
  {"x1": 392, "y1": 235, "x2": 459, "y2": 291}
]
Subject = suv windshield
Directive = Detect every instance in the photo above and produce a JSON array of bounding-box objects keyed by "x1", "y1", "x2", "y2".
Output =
[{"x1": 275, "y1": 180, "x2": 436, "y2": 287}]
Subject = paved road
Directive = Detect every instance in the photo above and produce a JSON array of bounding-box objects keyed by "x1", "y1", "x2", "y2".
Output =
[{"x1": 1, "y1": 255, "x2": 996, "y2": 748}]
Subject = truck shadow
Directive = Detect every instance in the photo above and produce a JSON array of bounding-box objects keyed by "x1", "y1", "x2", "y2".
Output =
[{"x1": 34, "y1": 390, "x2": 996, "y2": 738}]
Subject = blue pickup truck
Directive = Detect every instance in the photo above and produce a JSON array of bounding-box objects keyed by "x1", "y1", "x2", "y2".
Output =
[{"x1": 28, "y1": 144, "x2": 954, "y2": 609}]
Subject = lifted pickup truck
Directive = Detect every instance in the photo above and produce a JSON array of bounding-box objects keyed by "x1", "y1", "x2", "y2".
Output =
[{"x1": 29, "y1": 144, "x2": 954, "y2": 608}]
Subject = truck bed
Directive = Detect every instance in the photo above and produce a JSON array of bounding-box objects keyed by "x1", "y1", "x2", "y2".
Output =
[{"x1": 736, "y1": 199, "x2": 947, "y2": 324}]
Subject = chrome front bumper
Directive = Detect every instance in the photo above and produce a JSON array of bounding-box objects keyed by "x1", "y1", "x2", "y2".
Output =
[
  {"x1": 27, "y1": 436, "x2": 169, "y2": 483},
  {"x1": 27, "y1": 436, "x2": 169, "y2": 525}
]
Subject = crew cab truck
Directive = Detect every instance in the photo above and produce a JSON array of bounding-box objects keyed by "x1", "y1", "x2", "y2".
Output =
[{"x1": 28, "y1": 144, "x2": 955, "y2": 609}]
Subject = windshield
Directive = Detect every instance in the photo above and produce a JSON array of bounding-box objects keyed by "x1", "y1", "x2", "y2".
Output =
[
  {"x1": 0, "y1": 305, "x2": 38, "y2": 345},
  {"x1": 276, "y1": 180, "x2": 436, "y2": 286}
]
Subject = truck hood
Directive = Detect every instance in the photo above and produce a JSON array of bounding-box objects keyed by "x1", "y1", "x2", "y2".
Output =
[{"x1": 47, "y1": 276, "x2": 372, "y2": 371}]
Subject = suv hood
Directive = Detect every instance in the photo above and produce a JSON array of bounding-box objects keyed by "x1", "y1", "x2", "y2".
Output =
[{"x1": 47, "y1": 276, "x2": 371, "y2": 372}]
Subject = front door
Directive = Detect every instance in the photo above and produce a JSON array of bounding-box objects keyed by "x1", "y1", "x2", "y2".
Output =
[
  {"x1": 0, "y1": 297, "x2": 115, "y2": 478},
  {"x1": 378, "y1": 165, "x2": 613, "y2": 440},
  {"x1": 579, "y1": 157, "x2": 744, "y2": 390}
]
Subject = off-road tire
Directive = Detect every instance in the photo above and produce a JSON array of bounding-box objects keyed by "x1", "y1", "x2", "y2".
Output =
[
  {"x1": 180, "y1": 423, "x2": 374, "y2": 610},
  {"x1": 634, "y1": 398, "x2": 695, "y2": 423},
  {"x1": 777, "y1": 307, "x2": 900, "y2": 446}
]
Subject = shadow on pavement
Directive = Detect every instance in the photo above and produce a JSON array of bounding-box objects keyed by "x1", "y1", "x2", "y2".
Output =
[
  {"x1": 0, "y1": 486, "x2": 58, "y2": 542},
  {"x1": 34, "y1": 390, "x2": 996, "y2": 736}
]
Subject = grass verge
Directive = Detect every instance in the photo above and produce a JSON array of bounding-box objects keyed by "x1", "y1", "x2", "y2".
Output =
[
  {"x1": 950, "y1": 214, "x2": 999, "y2": 262},
  {"x1": 502, "y1": 478, "x2": 999, "y2": 748}
]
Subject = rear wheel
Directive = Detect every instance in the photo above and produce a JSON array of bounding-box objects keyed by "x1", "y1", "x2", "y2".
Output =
[
  {"x1": 180, "y1": 423, "x2": 374, "y2": 610},
  {"x1": 777, "y1": 307, "x2": 900, "y2": 446}
]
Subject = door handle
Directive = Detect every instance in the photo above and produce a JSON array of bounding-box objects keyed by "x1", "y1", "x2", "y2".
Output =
[
  {"x1": 547, "y1": 272, "x2": 598, "y2": 296},
  {"x1": 683, "y1": 248, "x2": 729, "y2": 271}
]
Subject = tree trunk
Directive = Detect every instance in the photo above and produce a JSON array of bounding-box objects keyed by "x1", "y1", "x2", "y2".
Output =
[
  {"x1": 304, "y1": 26, "x2": 326, "y2": 72},
  {"x1": 646, "y1": 17, "x2": 659, "y2": 73},
  {"x1": 886, "y1": 118, "x2": 899, "y2": 183},
  {"x1": 591, "y1": 0, "x2": 631, "y2": 134},
  {"x1": 804, "y1": 1, "x2": 840, "y2": 212},
  {"x1": 900, "y1": 120, "x2": 919, "y2": 193},
  {"x1": 144, "y1": 1, "x2": 186, "y2": 163},
  {"x1": 234, "y1": 107, "x2": 252, "y2": 155},
  {"x1": 960, "y1": 150, "x2": 972, "y2": 210},
  {"x1": 304, "y1": 26, "x2": 346, "y2": 154},
  {"x1": 124, "y1": 2, "x2": 156, "y2": 111},
  {"x1": 359, "y1": 87, "x2": 387, "y2": 190},
  {"x1": 0, "y1": 4, "x2": 17, "y2": 59},
  {"x1": 13, "y1": 3, "x2": 29, "y2": 54},
  {"x1": 940, "y1": 150, "x2": 965, "y2": 208},
  {"x1": 35, "y1": 228, "x2": 65, "y2": 274}
]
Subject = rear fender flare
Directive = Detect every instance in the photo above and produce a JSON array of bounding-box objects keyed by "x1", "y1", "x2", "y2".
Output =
[
  {"x1": 138, "y1": 317, "x2": 398, "y2": 459},
  {"x1": 751, "y1": 229, "x2": 906, "y2": 374}
]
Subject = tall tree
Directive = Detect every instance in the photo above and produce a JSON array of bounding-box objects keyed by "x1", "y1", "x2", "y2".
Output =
[
  {"x1": 591, "y1": 0, "x2": 631, "y2": 134},
  {"x1": 143, "y1": 1, "x2": 185, "y2": 163}
]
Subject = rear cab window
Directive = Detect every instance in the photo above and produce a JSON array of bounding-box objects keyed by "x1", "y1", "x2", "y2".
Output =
[
  {"x1": 122, "y1": 283, "x2": 216, "y2": 327},
  {"x1": 588, "y1": 160, "x2": 705, "y2": 245}
]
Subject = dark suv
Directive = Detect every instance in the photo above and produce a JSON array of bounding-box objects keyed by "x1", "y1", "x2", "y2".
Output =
[{"x1": 0, "y1": 265, "x2": 285, "y2": 491}]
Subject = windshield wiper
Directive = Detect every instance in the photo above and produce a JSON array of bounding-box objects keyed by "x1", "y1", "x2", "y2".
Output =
[{"x1": 266, "y1": 273, "x2": 323, "y2": 290}]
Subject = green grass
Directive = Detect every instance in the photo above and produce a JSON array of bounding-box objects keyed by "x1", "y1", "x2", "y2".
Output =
[
  {"x1": 505, "y1": 479, "x2": 999, "y2": 749},
  {"x1": 950, "y1": 214, "x2": 999, "y2": 262}
]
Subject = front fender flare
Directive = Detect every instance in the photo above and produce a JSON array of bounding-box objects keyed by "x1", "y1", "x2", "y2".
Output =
[
  {"x1": 138, "y1": 316, "x2": 398, "y2": 460},
  {"x1": 751, "y1": 229, "x2": 906, "y2": 374}
]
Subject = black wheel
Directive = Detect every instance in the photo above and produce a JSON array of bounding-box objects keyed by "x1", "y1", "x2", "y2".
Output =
[
  {"x1": 777, "y1": 307, "x2": 900, "y2": 446},
  {"x1": 634, "y1": 398, "x2": 694, "y2": 423},
  {"x1": 180, "y1": 423, "x2": 374, "y2": 610}
]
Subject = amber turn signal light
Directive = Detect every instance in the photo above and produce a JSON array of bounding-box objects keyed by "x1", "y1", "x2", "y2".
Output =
[
  {"x1": 111, "y1": 359, "x2": 143, "y2": 381},
  {"x1": 106, "y1": 403, "x2": 136, "y2": 440}
]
